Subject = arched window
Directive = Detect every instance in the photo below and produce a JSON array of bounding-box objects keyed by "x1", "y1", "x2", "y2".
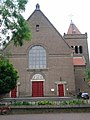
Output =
[
  {"x1": 36, "y1": 25, "x2": 39, "y2": 32},
  {"x1": 75, "y1": 46, "x2": 78, "y2": 54},
  {"x1": 32, "y1": 74, "x2": 44, "y2": 80},
  {"x1": 29, "y1": 45, "x2": 46, "y2": 69},
  {"x1": 79, "y1": 46, "x2": 83, "y2": 54}
]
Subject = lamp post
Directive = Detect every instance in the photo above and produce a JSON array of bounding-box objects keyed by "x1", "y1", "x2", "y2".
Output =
[{"x1": 66, "y1": 88, "x2": 69, "y2": 96}]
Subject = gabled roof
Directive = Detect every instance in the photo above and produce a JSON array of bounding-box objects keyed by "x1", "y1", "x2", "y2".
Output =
[
  {"x1": 27, "y1": 4, "x2": 63, "y2": 38},
  {"x1": 67, "y1": 20, "x2": 81, "y2": 34},
  {"x1": 73, "y1": 57, "x2": 86, "y2": 66},
  {"x1": 27, "y1": 4, "x2": 71, "y2": 49}
]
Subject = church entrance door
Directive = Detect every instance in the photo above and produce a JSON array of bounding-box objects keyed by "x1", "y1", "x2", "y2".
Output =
[
  {"x1": 58, "y1": 84, "x2": 64, "y2": 97},
  {"x1": 11, "y1": 87, "x2": 17, "y2": 98},
  {"x1": 32, "y1": 81, "x2": 44, "y2": 97}
]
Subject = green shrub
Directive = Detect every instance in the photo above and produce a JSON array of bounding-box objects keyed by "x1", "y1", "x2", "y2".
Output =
[
  {"x1": 12, "y1": 102, "x2": 23, "y2": 106},
  {"x1": 22, "y1": 101, "x2": 30, "y2": 105},
  {"x1": 37, "y1": 100, "x2": 53, "y2": 105},
  {"x1": 11, "y1": 99, "x2": 86, "y2": 106},
  {"x1": 60, "y1": 99, "x2": 85, "y2": 106}
]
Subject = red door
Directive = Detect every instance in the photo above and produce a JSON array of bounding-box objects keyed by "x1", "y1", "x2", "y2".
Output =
[
  {"x1": 11, "y1": 87, "x2": 17, "y2": 98},
  {"x1": 58, "y1": 84, "x2": 64, "y2": 97},
  {"x1": 32, "y1": 81, "x2": 43, "y2": 97}
]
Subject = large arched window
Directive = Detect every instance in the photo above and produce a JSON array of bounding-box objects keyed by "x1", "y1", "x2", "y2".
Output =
[{"x1": 29, "y1": 45, "x2": 46, "y2": 69}]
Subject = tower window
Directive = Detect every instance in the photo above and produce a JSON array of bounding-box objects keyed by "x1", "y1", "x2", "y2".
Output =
[
  {"x1": 36, "y1": 25, "x2": 39, "y2": 32},
  {"x1": 79, "y1": 46, "x2": 83, "y2": 54},
  {"x1": 75, "y1": 46, "x2": 78, "y2": 54},
  {"x1": 75, "y1": 46, "x2": 83, "y2": 54}
]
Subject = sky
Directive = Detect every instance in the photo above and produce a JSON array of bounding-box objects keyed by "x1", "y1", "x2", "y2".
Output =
[{"x1": 23, "y1": 0, "x2": 90, "y2": 56}]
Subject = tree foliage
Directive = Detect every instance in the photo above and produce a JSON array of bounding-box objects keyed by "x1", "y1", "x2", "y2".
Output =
[
  {"x1": 85, "y1": 69, "x2": 90, "y2": 82},
  {"x1": 85, "y1": 68, "x2": 90, "y2": 85},
  {"x1": 0, "y1": 0, "x2": 31, "y2": 48},
  {"x1": 0, "y1": 56, "x2": 19, "y2": 95}
]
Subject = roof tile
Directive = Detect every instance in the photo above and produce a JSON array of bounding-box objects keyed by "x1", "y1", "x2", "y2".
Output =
[
  {"x1": 73, "y1": 57, "x2": 86, "y2": 66},
  {"x1": 67, "y1": 20, "x2": 81, "y2": 34}
]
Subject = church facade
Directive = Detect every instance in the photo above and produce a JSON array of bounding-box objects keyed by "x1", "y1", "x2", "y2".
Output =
[{"x1": 4, "y1": 4, "x2": 90, "y2": 97}]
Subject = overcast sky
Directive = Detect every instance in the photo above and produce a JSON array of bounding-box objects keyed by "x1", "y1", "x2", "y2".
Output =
[{"x1": 23, "y1": 0, "x2": 90, "y2": 56}]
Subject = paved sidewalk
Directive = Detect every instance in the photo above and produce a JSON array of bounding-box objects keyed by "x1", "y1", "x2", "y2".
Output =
[
  {"x1": 0, "y1": 113, "x2": 90, "y2": 120},
  {"x1": 1, "y1": 97, "x2": 73, "y2": 102}
]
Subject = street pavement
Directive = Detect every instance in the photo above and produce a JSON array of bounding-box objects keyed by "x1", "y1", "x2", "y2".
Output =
[{"x1": 0, "y1": 113, "x2": 90, "y2": 120}]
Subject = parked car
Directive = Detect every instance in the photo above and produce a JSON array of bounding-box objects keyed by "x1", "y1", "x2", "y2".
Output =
[{"x1": 77, "y1": 92, "x2": 89, "y2": 99}]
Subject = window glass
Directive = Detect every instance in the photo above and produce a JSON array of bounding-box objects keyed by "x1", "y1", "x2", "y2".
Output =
[
  {"x1": 75, "y1": 46, "x2": 78, "y2": 54},
  {"x1": 29, "y1": 45, "x2": 47, "y2": 69},
  {"x1": 79, "y1": 46, "x2": 83, "y2": 54}
]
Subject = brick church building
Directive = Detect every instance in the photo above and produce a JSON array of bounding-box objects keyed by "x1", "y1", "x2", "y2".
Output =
[{"x1": 4, "y1": 4, "x2": 90, "y2": 97}]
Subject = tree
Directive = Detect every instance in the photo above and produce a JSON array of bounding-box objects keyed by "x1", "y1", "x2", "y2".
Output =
[
  {"x1": 0, "y1": 0, "x2": 31, "y2": 48},
  {"x1": 0, "y1": 55, "x2": 19, "y2": 95},
  {"x1": 85, "y1": 68, "x2": 90, "y2": 84}
]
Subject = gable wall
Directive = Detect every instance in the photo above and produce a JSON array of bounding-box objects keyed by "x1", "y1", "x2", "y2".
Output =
[{"x1": 3, "y1": 9, "x2": 76, "y2": 97}]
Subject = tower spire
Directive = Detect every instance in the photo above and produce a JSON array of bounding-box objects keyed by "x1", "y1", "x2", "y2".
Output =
[
  {"x1": 67, "y1": 21, "x2": 81, "y2": 34},
  {"x1": 36, "y1": 3, "x2": 40, "y2": 10}
]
